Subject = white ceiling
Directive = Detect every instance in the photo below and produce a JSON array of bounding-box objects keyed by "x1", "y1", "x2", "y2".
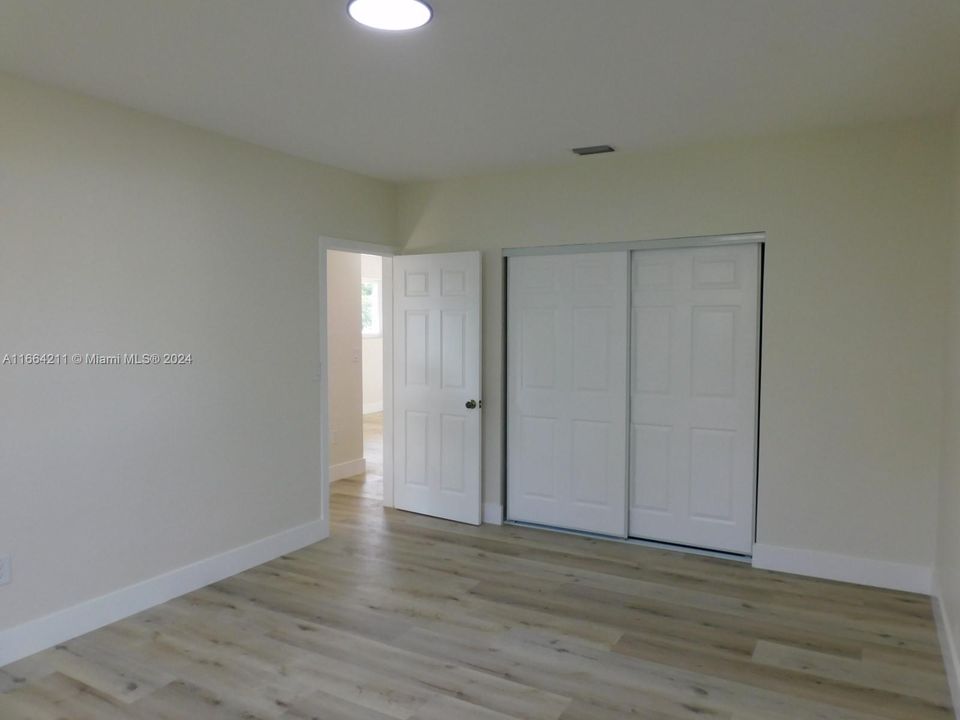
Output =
[{"x1": 1, "y1": 0, "x2": 958, "y2": 181}]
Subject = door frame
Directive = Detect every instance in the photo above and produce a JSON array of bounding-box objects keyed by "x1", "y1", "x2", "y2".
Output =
[
  {"x1": 500, "y1": 231, "x2": 765, "y2": 557},
  {"x1": 501, "y1": 231, "x2": 765, "y2": 258},
  {"x1": 319, "y1": 236, "x2": 397, "y2": 529}
]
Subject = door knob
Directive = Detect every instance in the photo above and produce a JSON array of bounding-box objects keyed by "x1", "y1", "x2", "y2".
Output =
[{"x1": 466, "y1": 400, "x2": 478, "y2": 409}]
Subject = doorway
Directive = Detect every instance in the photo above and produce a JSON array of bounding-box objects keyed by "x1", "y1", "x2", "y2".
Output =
[
  {"x1": 320, "y1": 238, "x2": 395, "y2": 524},
  {"x1": 319, "y1": 240, "x2": 484, "y2": 528}
]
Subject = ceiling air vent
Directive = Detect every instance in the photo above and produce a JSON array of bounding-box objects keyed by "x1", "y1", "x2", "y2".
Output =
[{"x1": 572, "y1": 145, "x2": 615, "y2": 156}]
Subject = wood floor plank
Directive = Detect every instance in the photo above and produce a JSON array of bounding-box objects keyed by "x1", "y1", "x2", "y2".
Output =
[
  {"x1": 751, "y1": 639, "x2": 951, "y2": 707},
  {"x1": 46, "y1": 635, "x2": 177, "y2": 704},
  {"x1": 127, "y1": 680, "x2": 281, "y2": 720},
  {"x1": 279, "y1": 688, "x2": 401, "y2": 720},
  {"x1": 0, "y1": 655, "x2": 55, "y2": 695},
  {"x1": 410, "y1": 695, "x2": 523, "y2": 720},
  {"x1": 0, "y1": 673, "x2": 135, "y2": 720},
  {"x1": 860, "y1": 641, "x2": 949, "y2": 673}
]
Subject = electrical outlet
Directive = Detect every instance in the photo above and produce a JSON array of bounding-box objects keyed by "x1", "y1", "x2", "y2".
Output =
[{"x1": 0, "y1": 555, "x2": 10, "y2": 586}]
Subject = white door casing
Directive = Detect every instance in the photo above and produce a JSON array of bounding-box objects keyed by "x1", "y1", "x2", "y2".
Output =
[
  {"x1": 629, "y1": 244, "x2": 759, "y2": 554},
  {"x1": 506, "y1": 252, "x2": 629, "y2": 537},
  {"x1": 393, "y1": 252, "x2": 482, "y2": 525}
]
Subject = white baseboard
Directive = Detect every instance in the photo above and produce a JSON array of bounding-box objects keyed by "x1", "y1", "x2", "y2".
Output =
[
  {"x1": 0, "y1": 519, "x2": 327, "y2": 668},
  {"x1": 483, "y1": 503, "x2": 504, "y2": 525},
  {"x1": 363, "y1": 402, "x2": 383, "y2": 415},
  {"x1": 329, "y1": 457, "x2": 366, "y2": 481},
  {"x1": 933, "y1": 575, "x2": 960, "y2": 719},
  {"x1": 752, "y1": 543, "x2": 932, "y2": 594}
]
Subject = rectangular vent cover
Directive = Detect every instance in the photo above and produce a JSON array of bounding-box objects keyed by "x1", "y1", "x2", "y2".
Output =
[{"x1": 572, "y1": 145, "x2": 615, "y2": 156}]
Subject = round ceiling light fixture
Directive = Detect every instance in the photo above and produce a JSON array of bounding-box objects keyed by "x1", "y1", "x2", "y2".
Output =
[{"x1": 347, "y1": 0, "x2": 433, "y2": 31}]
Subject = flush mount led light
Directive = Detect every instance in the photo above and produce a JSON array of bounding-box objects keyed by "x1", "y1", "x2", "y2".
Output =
[{"x1": 348, "y1": 0, "x2": 433, "y2": 31}]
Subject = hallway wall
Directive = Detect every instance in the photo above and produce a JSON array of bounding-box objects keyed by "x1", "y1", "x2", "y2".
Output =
[{"x1": 327, "y1": 250, "x2": 364, "y2": 475}]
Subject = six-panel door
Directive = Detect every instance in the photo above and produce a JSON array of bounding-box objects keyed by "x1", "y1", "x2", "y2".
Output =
[
  {"x1": 629, "y1": 244, "x2": 759, "y2": 553},
  {"x1": 393, "y1": 252, "x2": 482, "y2": 525},
  {"x1": 506, "y1": 252, "x2": 630, "y2": 537}
]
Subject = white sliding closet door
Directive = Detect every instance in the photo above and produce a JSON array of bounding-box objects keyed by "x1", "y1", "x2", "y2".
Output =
[
  {"x1": 630, "y1": 244, "x2": 759, "y2": 554},
  {"x1": 506, "y1": 252, "x2": 629, "y2": 536}
]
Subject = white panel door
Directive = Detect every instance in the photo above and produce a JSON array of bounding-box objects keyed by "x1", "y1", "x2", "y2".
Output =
[
  {"x1": 507, "y1": 252, "x2": 629, "y2": 536},
  {"x1": 394, "y1": 252, "x2": 482, "y2": 525},
  {"x1": 629, "y1": 244, "x2": 759, "y2": 554}
]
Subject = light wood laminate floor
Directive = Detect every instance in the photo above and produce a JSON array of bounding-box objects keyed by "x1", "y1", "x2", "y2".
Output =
[{"x1": 0, "y1": 462, "x2": 951, "y2": 718}]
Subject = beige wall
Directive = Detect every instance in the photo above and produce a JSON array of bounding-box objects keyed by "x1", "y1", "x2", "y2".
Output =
[
  {"x1": 361, "y1": 254, "x2": 384, "y2": 414},
  {"x1": 937, "y1": 109, "x2": 960, "y2": 669},
  {"x1": 327, "y1": 251, "x2": 364, "y2": 467},
  {"x1": 0, "y1": 72, "x2": 396, "y2": 632},
  {"x1": 398, "y1": 117, "x2": 953, "y2": 568}
]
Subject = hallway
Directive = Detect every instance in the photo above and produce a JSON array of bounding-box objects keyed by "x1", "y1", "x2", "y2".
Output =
[{"x1": 332, "y1": 412, "x2": 383, "y2": 501}]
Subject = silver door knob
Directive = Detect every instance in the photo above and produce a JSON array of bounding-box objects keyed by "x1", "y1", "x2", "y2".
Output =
[{"x1": 465, "y1": 400, "x2": 478, "y2": 409}]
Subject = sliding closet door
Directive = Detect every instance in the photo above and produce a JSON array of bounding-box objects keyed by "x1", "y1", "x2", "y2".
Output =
[
  {"x1": 629, "y1": 244, "x2": 759, "y2": 554},
  {"x1": 506, "y1": 252, "x2": 629, "y2": 537}
]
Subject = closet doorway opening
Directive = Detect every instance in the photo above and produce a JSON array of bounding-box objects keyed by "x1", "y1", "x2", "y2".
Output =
[{"x1": 503, "y1": 234, "x2": 763, "y2": 557}]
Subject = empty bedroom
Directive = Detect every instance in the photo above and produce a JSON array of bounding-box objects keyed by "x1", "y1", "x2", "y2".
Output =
[{"x1": 2, "y1": 1, "x2": 960, "y2": 719}]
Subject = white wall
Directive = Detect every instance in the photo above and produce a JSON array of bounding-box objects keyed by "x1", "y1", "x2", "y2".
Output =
[
  {"x1": 361, "y1": 254, "x2": 384, "y2": 414},
  {"x1": 398, "y1": 117, "x2": 953, "y2": 572},
  {"x1": 0, "y1": 71, "x2": 396, "y2": 634},
  {"x1": 936, "y1": 108, "x2": 960, "y2": 694},
  {"x1": 327, "y1": 250, "x2": 364, "y2": 469}
]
